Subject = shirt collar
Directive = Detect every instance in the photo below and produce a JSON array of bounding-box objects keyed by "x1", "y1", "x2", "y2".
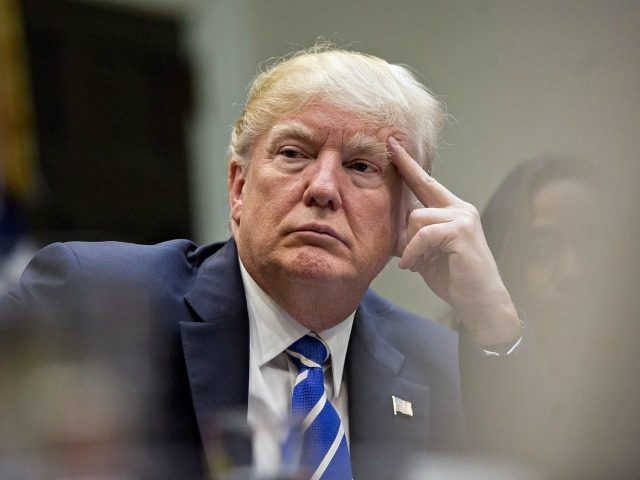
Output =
[{"x1": 240, "y1": 258, "x2": 354, "y2": 395}]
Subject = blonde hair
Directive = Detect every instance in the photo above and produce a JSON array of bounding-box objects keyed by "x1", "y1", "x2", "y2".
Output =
[{"x1": 229, "y1": 45, "x2": 444, "y2": 173}]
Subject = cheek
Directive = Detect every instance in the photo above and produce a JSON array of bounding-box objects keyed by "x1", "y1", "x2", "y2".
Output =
[
  {"x1": 243, "y1": 175, "x2": 303, "y2": 227},
  {"x1": 258, "y1": 168, "x2": 304, "y2": 199},
  {"x1": 386, "y1": 174, "x2": 405, "y2": 224},
  {"x1": 357, "y1": 193, "x2": 400, "y2": 246},
  {"x1": 384, "y1": 184, "x2": 405, "y2": 232}
]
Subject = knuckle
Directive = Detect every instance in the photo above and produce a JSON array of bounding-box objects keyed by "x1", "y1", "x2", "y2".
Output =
[
  {"x1": 407, "y1": 208, "x2": 426, "y2": 227},
  {"x1": 456, "y1": 208, "x2": 480, "y2": 233},
  {"x1": 468, "y1": 204, "x2": 481, "y2": 219},
  {"x1": 416, "y1": 226, "x2": 431, "y2": 242},
  {"x1": 461, "y1": 203, "x2": 481, "y2": 222},
  {"x1": 424, "y1": 174, "x2": 439, "y2": 188}
]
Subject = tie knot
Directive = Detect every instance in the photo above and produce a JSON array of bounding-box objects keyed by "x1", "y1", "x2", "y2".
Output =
[{"x1": 286, "y1": 334, "x2": 328, "y2": 369}]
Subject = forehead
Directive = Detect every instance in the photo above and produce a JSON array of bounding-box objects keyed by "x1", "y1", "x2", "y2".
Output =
[{"x1": 269, "y1": 102, "x2": 394, "y2": 142}]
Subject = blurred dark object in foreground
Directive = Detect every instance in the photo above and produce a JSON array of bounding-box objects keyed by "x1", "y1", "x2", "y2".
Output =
[
  {"x1": 0, "y1": 193, "x2": 37, "y2": 291},
  {"x1": 22, "y1": 0, "x2": 192, "y2": 244}
]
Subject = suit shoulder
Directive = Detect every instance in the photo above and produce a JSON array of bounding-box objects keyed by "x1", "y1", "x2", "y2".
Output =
[
  {"x1": 361, "y1": 289, "x2": 454, "y2": 335},
  {"x1": 63, "y1": 239, "x2": 198, "y2": 266},
  {"x1": 48, "y1": 239, "x2": 229, "y2": 278},
  {"x1": 360, "y1": 289, "x2": 458, "y2": 358},
  {"x1": 4, "y1": 239, "x2": 227, "y2": 326},
  {"x1": 13, "y1": 239, "x2": 222, "y2": 305}
]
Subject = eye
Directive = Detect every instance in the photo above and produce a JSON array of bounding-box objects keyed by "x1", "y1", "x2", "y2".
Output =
[
  {"x1": 278, "y1": 147, "x2": 307, "y2": 159},
  {"x1": 346, "y1": 160, "x2": 379, "y2": 174}
]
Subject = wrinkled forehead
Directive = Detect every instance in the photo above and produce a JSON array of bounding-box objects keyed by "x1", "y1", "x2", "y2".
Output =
[
  {"x1": 264, "y1": 100, "x2": 414, "y2": 156},
  {"x1": 268, "y1": 120, "x2": 389, "y2": 152}
]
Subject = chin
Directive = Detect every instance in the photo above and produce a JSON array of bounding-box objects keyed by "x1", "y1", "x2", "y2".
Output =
[{"x1": 283, "y1": 248, "x2": 354, "y2": 282}]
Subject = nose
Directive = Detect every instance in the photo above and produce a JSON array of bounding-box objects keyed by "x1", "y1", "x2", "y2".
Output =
[{"x1": 302, "y1": 152, "x2": 343, "y2": 210}]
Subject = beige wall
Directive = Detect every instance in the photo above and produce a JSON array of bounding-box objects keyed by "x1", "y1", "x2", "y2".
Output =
[{"x1": 182, "y1": 0, "x2": 639, "y2": 319}]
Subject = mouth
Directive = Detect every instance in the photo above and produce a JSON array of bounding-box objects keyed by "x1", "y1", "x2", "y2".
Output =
[{"x1": 295, "y1": 223, "x2": 348, "y2": 246}]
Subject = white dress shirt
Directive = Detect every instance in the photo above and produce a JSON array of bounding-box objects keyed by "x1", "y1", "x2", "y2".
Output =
[{"x1": 239, "y1": 260, "x2": 354, "y2": 477}]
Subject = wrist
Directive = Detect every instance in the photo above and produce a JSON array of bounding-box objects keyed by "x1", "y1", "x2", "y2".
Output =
[{"x1": 457, "y1": 296, "x2": 524, "y2": 346}]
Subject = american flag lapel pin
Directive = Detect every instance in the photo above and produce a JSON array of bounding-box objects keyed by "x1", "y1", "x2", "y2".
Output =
[{"x1": 392, "y1": 395, "x2": 413, "y2": 417}]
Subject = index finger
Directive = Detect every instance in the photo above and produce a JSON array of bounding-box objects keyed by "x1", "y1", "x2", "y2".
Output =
[{"x1": 388, "y1": 136, "x2": 458, "y2": 208}]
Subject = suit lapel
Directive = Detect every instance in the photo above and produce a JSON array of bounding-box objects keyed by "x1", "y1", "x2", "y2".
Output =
[
  {"x1": 181, "y1": 239, "x2": 252, "y2": 467},
  {"x1": 347, "y1": 295, "x2": 431, "y2": 477}
]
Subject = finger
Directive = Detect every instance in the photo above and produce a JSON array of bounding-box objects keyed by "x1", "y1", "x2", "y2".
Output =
[
  {"x1": 396, "y1": 207, "x2": 459, "y2": 259},
  {"x1": 403, "y1": 209, "x2": 454, "y2": 253},
  {"x1": 394, "y1": 206, "x2": 453, "y2": 257},
  {"x1": 388, "y1": 136, "x2": 459, "y2": 208},
  {"x1": 406, "y1": 208, "x2": 455, "y2": 233},
  {"x1": 398, "y1": 223, "x2": 455, "y2": 270}
]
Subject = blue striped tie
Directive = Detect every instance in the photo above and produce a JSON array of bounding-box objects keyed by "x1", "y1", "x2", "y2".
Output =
[{"x1": 284, "y1": 334, "x2": 352, "y2": 480}]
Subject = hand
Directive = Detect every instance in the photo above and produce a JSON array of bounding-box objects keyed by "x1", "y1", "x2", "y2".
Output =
[{"x1": 388, "y1": 137, "x2": 522, "y2": 346}]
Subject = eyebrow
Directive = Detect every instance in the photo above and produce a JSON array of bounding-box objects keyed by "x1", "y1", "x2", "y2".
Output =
[
  {"x1": 345, "y1": 131, "x2": 389, "y2": 158},
  {"x1": 266, "y1": 121, "x2": 323, "y2": 150},
  {"x1": 267, "y1": 121, "x2": 389, "y2": 159}
]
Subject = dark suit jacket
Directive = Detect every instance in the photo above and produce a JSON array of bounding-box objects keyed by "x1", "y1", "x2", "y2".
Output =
[{"x1": 1, "y1": 238, "x2": 540, "y2": 479}]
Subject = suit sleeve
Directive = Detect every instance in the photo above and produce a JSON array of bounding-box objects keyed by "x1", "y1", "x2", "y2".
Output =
[{"x1": 459, "y1": 327, "x2": 551, "y2": 457}]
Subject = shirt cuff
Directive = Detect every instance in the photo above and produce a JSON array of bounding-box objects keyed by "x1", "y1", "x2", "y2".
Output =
[{"x1": 480, "y1": 334, "x2": 523, "y2": 357}]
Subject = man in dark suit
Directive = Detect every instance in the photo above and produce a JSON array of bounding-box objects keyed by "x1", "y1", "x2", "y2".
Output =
[{"x1": 2, "y1": 47, "x2": 536, "y2": 479}]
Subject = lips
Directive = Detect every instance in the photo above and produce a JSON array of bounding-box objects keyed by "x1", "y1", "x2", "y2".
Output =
[{"x1": 295, "y1": 223, "x2": 348, "y2": 246}]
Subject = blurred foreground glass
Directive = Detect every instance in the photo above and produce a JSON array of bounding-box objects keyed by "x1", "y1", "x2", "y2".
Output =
[
  {"x1": 404, "y1": 452, "x2": 542, "y2": 480},
  {"x1": 203, "y1": 408, "x2": 307, "y2": 480},
  {"x1": 0, "y1": 360, "x2": 152, "y2": 479}
]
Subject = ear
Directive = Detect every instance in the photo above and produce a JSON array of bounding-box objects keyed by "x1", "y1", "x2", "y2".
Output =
[{"x1": 228, "y1": 158, "x2": 246, "y2": 227}]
